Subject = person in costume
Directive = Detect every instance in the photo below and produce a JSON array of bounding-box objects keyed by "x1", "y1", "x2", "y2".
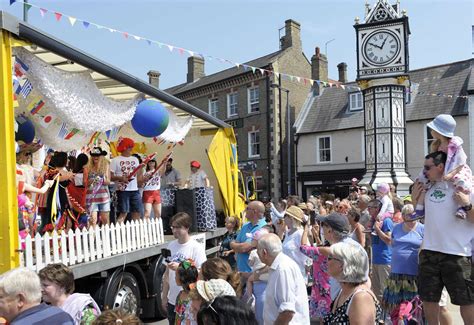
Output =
[
  {"x1": 86, "y1": 147, "x2": 111, "y2": 226},
  {"x1": 110, "y1": 138, "x2": 143, "y2": 223},
  {"x1": 184, "y1": 161, "x2": 210, "y2": 189}
]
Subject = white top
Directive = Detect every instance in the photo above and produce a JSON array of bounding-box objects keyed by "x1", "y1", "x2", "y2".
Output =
[
  {"x1": 264, "y1": 253, "x2": 310, "y2": 325},
  {"x1": 187, "y1": 170, "x2": 207, "y2": 189},
  {"x1": 423, "y1": 181, "x2": 474, "y2": 256},
  {"x1": 378, "y1": 195, "x2": 394, "y2": 216},
  {"x1": 167, "y1": 238, "x2": 207, "y2": 305},
  {"x1": 110, "y1": 156, "x2": 139, "y2": 191},
  {"x1": 282, "y1": 228, "x2": 308, "y2": 278},
  {"x1": 143, "y1": 170, "x2": 161, "y2": 191}
]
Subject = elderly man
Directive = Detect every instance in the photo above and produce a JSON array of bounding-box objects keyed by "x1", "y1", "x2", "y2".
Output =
[
  {"x1": 258, "y1": 233, "x2": 310, "y2": 325},
  {"x1": 0, "y1": 268, "x2": 73, "y2": 324},
  {"x1": 413, "y1": 151, "x2": 474, "y2": 324},
  {"x1": 230, "y1": 200, "x2": 267, "y2": 276}
]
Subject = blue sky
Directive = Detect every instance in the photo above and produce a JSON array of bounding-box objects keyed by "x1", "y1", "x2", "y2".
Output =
[{"x1": 2, "y1": 0, "x2": 472, "y2": 89}]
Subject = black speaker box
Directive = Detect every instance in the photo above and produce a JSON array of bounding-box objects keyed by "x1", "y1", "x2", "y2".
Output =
[{"x1": 175, "y1": 189, "x2": 198, "y2": 233}]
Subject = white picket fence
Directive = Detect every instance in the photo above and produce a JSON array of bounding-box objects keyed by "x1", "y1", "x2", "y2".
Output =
[{"x1": 19, "y1": 218, "x2": 165, "y2": 272}]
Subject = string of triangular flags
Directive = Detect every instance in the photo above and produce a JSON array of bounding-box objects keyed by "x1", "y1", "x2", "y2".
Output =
[
  {"x1": 10, "y1": 0, "x2": 356, "y2": 90},
  {"x1": 9, "y1": 1, "x2": 469, "y2": 100}
]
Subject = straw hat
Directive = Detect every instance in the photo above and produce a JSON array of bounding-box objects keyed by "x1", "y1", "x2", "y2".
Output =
[{"x1": 285, "y1": 206, "x2": 304, "y2": 223}]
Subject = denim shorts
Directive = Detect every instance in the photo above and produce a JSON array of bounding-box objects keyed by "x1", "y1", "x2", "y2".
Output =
[
  {"x1": 89, "y1": 201, "x2": 111, "y2": 212},
  {"x1": 117, "y1": 190, "x2": 142, "y2": 213}
]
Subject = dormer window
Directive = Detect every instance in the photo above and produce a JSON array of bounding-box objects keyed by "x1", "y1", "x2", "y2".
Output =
[{"x1": 349, "y1": 92, "x2": 363, "y2": 111}]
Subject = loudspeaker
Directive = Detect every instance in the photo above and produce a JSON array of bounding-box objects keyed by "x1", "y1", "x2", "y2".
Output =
[{"x1": 175, "y1": 189, "x2": 198, "y2": 233}]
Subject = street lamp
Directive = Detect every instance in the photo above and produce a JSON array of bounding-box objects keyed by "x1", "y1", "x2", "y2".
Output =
[{"x1": 271, "y1": 84, "x2": 291, "y2": 196}]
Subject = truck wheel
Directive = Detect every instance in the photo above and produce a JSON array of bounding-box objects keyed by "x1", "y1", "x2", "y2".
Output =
[
  {"x1": 106, "y1": 272, "x2": 141, "y2": 315},
  {"x1": 153, "y1": 257, "x2": 168, "y2": 318}
]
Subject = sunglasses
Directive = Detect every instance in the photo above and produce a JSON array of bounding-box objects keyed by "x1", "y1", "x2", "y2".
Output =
[{"x1": 328, "y1": 255, "x2": 342, "y2": 262}]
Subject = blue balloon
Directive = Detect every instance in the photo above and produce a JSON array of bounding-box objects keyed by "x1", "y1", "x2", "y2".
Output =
[
  {"x1": 15, "y1": 115, "x2": 35, "y2": 143},
  {"x1": 131, "y1": 100, "x2": 169, "y2": 138}
]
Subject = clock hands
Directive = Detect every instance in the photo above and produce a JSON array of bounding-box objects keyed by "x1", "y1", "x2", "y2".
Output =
[
  {"x1": 381, "y1": 36, "x2": 389, "y2": 49},
  {"x1": 368, "y1": 42, "x2": 382, "y2": 49}
]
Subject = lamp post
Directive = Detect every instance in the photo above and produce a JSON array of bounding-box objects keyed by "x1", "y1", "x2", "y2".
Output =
[{"x1": 271, "y1": 84, "x2": 291, "y2": 196}]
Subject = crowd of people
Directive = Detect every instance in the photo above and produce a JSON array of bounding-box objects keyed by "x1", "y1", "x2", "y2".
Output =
[{"x1": 4, "y1": 112, "x2": 473, "y2": 325}]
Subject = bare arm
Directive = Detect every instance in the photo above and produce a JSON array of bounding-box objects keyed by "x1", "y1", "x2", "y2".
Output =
[
  {"x1": 355, "y1": 225, "x2": 366, "y2": 247},
  {"x1": 374, "y1": 222, "x2": 391, "y2": 245},
  {"x1": 274, "y1": 310, "x2": 295, "y2": 325},
  {"x1": 230, "y1": 241, "x2": 254, "y2": 253},
  {"x1": 301, "y1": 224, "x2": 310, "y2": 246},
  {"x1": 161, "y1": 267, "x2": 170, "y2": 310}
]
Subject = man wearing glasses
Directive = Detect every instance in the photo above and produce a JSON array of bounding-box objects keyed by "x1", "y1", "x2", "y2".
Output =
[
  {"x1": 413, "y1": 151, "x2": 474, "y2": 324},
  {"x1": 230, "y1": 200, "x2": 266, "y2": 277}
]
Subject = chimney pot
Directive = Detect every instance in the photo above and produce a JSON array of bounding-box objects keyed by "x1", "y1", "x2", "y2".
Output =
[
  {"x1": 280, "y1": 19, "x2": 302, "y2": 50},
  {"x1": 337, "y1": 62, "x2": 348, "y2": 83},
  {"x1": 311, "y1": 46, "x2": 328, "y2": 92},
  {"x1": 187, "y1": 56, "x2": 205, "y2": 83},
  {"x1": 147, "y1": 70, "x2": 161, "y2": 88}
]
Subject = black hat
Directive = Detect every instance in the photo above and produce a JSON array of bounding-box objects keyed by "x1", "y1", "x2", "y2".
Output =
[
  {"x1": 317, "y1": 213, "x2": 351, "y2": 234},
  {"x1": 90, "y1": 147, "x2": 107, "y2": 157}
]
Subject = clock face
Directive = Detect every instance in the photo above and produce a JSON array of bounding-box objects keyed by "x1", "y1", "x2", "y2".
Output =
[{"x1": 362, "y1": 30, "x2": 401, "y2": 66}]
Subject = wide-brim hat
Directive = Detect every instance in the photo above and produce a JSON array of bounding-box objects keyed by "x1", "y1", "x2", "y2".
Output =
[
  {"x1": 427, "y1": 114, "x2": 456, "y2": 138},
  {"x1": 196, "y1": 279, "x2": 236, "y2": 302},
  {"x1": 90, "y1": 147, "x2": 107, "y2": 157},
  {"x1": 285, "y1": 206, "x2": 304, "y2": 223},
  {"x1": 17, "y1": 141, "x2": 42, "y2": 154}
]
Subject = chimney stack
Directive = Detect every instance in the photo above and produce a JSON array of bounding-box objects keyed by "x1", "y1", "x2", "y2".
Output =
[
  {"x1": 337, "y1": 62, "x2": 348, "y2": 83},
  {"x1": 147, "y1": 70, "x2": 161, "y2": 88},
  {"x1": 280, "y1": 19, "x2": 302, "y2": 50},
  {"x1": 311, "y1": 47, "x2": 328, "y2": 89},
  {"x1": 187, "y1": 56, "x2": 205, "y2": 83}
]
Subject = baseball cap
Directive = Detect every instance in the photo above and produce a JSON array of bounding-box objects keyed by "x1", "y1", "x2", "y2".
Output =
[
  {"x1": 317, "y1": 213, "x2": 351, "y2": 234},
  {"x1": 190, "y1": 160, "x2": 201, "y2": 168},
  {"x1": 117, "y1": 137, "x2": 134, "y2": 152}
]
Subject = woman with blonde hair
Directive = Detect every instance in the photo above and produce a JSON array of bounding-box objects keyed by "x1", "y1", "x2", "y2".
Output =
[
  {"x1": 86, "y1": 147, "x2": 111, "y2": 226},
  {"x1": 201, "y1": 257, "x2": 241, "y2": 296}
]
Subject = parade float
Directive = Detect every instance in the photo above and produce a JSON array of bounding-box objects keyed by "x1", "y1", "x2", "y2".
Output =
[{"x1": 0, "y1": 11, "x2": 251, "y2": 319}]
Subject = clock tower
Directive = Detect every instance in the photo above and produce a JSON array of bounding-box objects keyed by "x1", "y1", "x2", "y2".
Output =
[{"x1": 355, "y1": 0, "x2": 413, "y2": 194}]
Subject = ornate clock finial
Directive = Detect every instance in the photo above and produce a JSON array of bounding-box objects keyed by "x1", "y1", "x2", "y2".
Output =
[
  {"x1": 402, "y1": 9, "x2": 407, "y2": 16},
  {"x1": 355, "y1": 17, "x2": 360, "y2": 24},
  {"x1": 365, "y1": 0, "x2": 370, "y2": 18}
]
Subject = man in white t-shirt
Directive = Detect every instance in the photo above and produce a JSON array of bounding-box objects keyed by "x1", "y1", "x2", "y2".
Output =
[
  {"x1": 110, "y1": 137, "x2": 143, "y2": 223},
  {"x1": 161, "y1": 212, "x2": 206, "y2": 325},
  {"x1": 413, "y1": 151, "x2": 474, "y2": 324}
]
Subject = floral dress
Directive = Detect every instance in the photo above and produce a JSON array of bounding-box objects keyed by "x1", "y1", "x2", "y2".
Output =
[
  {"x1": 300, "y1": 245, "x2": 331, "y2": 319},
  {"x1": 175, "y1": 290, "x2": 195, "y2": 325}
]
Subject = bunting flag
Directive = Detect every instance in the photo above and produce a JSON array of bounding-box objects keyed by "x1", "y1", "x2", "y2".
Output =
[
  {"x1": 40, "y1": 114, "x2": 55, "y2": 128},
  {"x1": 19, "y1": 79, "x2": 32, "y2": 98},
  {"x1": 68, "y1": 17, "x2": 77, "y2": 26},
  {"x1": 54, "y1": 12, "x2": 62, "y2": 21},
  {"x1": 64, "y1": 128, "x2": 80, "y2": 140},
  {"x1": 57, "y1": 122, "x2": 68, "y2": 139},
  {"x1": 88, "y1": 131, "x2": 101, "y2": 145},
  {"x1": 13, "y1": 76, "x2": 21, "y2": 95},
  {"x1": 29, "y1": 99, "x2": 45, "y2": 115},
  {"x1": 14, "y1": 57, "x2": 29, "y2": 77}
]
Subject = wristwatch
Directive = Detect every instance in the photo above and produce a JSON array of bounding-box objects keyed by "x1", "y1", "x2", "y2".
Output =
[{"x1": 462, "y1": 203, "x2": 472, "y2": 211}]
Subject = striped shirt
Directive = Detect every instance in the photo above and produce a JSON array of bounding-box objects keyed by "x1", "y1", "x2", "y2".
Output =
[
  {"x1": 11, "y1": 303, "x2": 74, "y2": 325},
  {"x1": 86, "y1": 172, "x2": 110, "y2": 205}
]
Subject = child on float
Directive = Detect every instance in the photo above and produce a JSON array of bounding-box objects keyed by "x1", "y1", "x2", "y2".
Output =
[
  {"x1": 412, "y1": 114, "x2": 472, "y2": 220},
  {"x1": 174, "y1": 258, "x2": 199, "y2": 325}
]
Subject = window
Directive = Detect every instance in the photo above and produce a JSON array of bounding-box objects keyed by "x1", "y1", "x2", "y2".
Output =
[
  {"x1": 317, "y1": 136, "x2": 331, "y2": 163},
  {"x1": 209, "y1": 98, "x2": 218, "y2": 118},
  {"x1": 425, "y1": 126, "x2": 435, "y2": 155},
  {"x1": 227, "y1": 93, "x2": 238, "y2": 117},
  {"x1": 248, "y1": 87, "x2": 259, "y2": 113},
  {"x1": 349, "y1": 92, "x2": 363, "y2": 111},
  {"x1": 248, "y1": 130, "x2": 260, "y2": 158}
]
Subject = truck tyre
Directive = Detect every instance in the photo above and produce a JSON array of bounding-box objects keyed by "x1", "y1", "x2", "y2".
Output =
[
  {"x1": 105, "y1": 271, "x2": 141, "y2": 315},
  {"x1": 152, "y1": 256, "x2": 168, "y2": 318}
]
